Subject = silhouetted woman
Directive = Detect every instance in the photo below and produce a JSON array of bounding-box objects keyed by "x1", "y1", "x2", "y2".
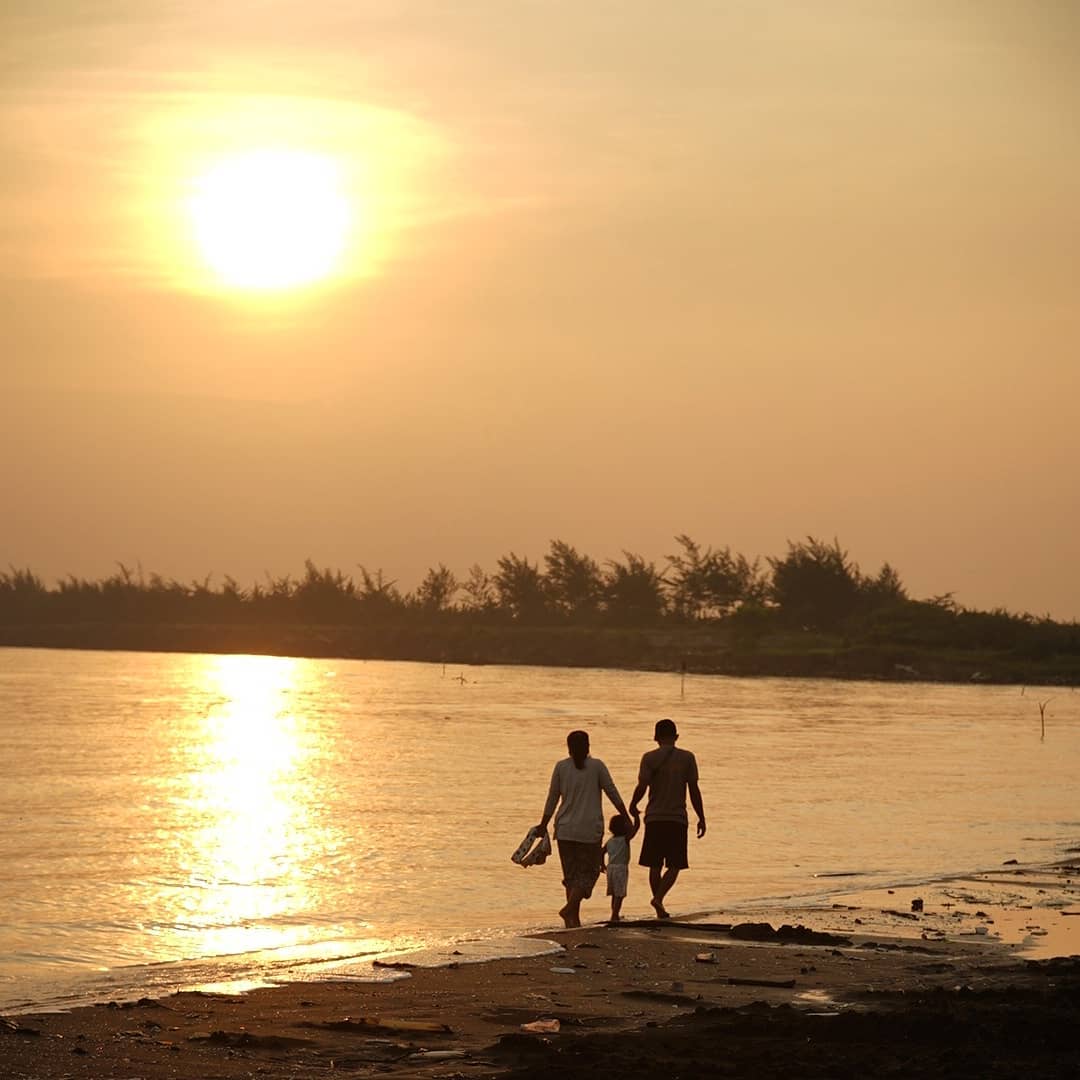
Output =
[{"x1": 536, "y1": 730, "x2": 629, "y2": 927}]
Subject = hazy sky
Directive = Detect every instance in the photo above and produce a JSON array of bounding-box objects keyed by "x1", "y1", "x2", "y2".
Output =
[{"x1": 3, "y1": 1, "x2": 1078, "y2": 618}]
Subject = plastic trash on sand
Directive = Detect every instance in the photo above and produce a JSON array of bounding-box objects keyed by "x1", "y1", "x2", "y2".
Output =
[
  {"x1": 550, "y1": 966, "x2": 576, "y2": 974},
  {"x1": 521, "y1": 1019, "x2": 561, "y2": 1033},
  {"x1": 695, "y1": 951, "x2": 718, "y2": 963}
]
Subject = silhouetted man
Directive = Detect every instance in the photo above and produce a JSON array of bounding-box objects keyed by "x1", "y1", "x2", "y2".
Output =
[{"x1": 629, "y1": 718, "x2": 706, "y2": 919}]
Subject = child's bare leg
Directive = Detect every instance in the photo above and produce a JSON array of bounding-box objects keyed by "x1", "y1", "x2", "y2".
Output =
[{"x1": 610, "y1": 896, "x2": 623, "y2": 922}]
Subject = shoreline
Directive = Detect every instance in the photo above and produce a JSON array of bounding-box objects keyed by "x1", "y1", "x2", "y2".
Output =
[
  {"x1": 4, "y1": 860, "x2": 1078, "y2": 1078},
  {"x1": 4, "y1": 856, "x2": 1077, "y2": 1019},
  {"x1": 2, "y1": 635, "x2": 1078, "y2": 688}
]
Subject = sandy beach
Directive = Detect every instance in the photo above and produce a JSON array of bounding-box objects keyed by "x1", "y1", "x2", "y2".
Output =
[{"x1": 3, "y1": 858, "x2": 1078, "y2": 1079}]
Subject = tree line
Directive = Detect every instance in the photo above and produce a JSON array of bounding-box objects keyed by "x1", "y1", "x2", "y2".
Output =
[{"x1": 1, "y1": 536, "x2": 1077, "y2": 662}]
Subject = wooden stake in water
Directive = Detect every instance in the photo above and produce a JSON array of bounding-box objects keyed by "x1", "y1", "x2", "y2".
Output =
[
  {"x1": 680, "y1": 658, "x2": 687, "y2": 700},
  {"x1": 1038, "y1": 699, "x2": 1051, "y2": 740}
]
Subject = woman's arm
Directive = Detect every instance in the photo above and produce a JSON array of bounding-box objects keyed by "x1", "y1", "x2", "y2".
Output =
[
  {"x1": 536, "y1": 763, "x2": 562, "y2": 830},
  {"x1": 597, "y1": 760, "x2": 628, "y2": 818}
]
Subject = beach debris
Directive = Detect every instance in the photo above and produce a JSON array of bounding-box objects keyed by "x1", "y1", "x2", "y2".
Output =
[
  {"x1": 304, "y1": 1017, "x2": 453, "y2": 1036},
  {"x1": 1003, "y1": 859, "x2": 1019, "y2": 865},
  {"x1": 408, "y1": 1049, "x2": 466, "y2": 1061},
  {"x1": 373, "y1": 959, "x2": 416, "y2": 969},
  {"x1": 188, "y1": 1030, "x2": 313, "y2": 1049},
  {"x1": 695, "y1": 951, "x2": 718, "y2": 964},
  {"x1": 882, "y1": 909, "x2": 920, "y2": 921},
  {"x1": 724, "y1": 976, "x2": 797, "y2": 989},
  {"x1": 520, "y1": 1019, "x2": 561, "y2": 1033},
  {"x1": 911, "y1": 898, "x2": 924, "y2": 912},
  {"x1": 608, "y1": 919, "x2": 733, "y2": 931},
  {"x1": 622, "y1": 989, "x2": 701, "y2": 1006},
  {"x1": 550, "y1": 967, "x2": 577, "y2": 975},
  {"x1": 728, "y1": 923, "x2": 852, "y2": 946},
  {"x1": 0, "y1": 1018, "x2": 41, "y2": 1037}
]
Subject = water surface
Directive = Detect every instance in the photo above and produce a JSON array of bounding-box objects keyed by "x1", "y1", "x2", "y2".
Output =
[{"x1": 1, "y1": 647, "x2": 1076, "y2": 1011}]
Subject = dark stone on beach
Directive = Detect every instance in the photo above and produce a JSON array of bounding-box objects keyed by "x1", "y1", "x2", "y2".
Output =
[
  {"x1": 1003, "y1": 858, "x2": 1019, "y2": 865},
  {"x1": 728, "y1": 922, "x2": 852, "y2": 946},
  {"x1": 623, "y1": 989, "x2": 702, "y2": 1006},
  {"x1": 190, "y1": 1029, "x2": 313, "y2": 1050},
  {"x1": 492, "y1": 1032, "x2": 559, "y2": 1059}
]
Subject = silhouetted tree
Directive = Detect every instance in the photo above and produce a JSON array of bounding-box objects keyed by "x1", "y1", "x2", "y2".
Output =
[
  {"x1": 294, "y1": 560, "x2": 356, "y2": 620},
  {"x1": 493, "y1": 552, "x2": 549, "y2": 621},
  {"x1": 666, "y1": 534, "x2": 763, "y2": 619},
  {"x1": 413, "y1": 564, "x2": 458, "y2": 613},
  {"x1": 544, "y1": 540, "x2": 603, "y2": 619},
  {"x1": 0, "y1": 567, "x2": 47, "y2": 622},
  {"x1": 768, "y1": 536, "x2": 863, "y2": 629},
  {"x1": 357, "y1": 566, "x2": 402, "y2": 616},
  {"x1": 862, "y1": 562, "x2": 907, "y2": 605},
  {"x1": 459, "y1": 564, "x2": 496, "y2": 613},
  {"x1": 603, "y1": 552, "x2": 667, "y2": 623}
]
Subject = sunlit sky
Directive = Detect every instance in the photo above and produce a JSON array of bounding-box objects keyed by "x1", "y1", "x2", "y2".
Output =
[{"x1": 2, "y1": 1, "x2": 1078, "y2": 618}]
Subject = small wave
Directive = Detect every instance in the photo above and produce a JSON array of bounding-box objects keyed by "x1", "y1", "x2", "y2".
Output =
[{"x1": 812, "y1": 870, "x2": 880, "y2": 879}]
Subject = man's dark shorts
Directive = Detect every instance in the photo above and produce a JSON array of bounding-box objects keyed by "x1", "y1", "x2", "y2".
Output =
[{"x1": 638, "y1": 821, "x2": 689, "y2": 871}]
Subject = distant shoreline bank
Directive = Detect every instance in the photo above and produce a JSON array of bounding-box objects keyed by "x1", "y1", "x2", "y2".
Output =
[{"x1": 2, "y1": 622, "x2": 1077, "y2": 686}]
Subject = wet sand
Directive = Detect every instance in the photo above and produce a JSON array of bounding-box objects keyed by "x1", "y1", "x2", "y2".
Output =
[{"x1": 3, "y1": 859, "x2": 1079, "y2": 1078}]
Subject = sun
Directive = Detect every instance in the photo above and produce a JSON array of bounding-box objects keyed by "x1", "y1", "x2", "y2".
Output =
[{"x1": 186, "y1": 148, "x2": 353, "y2": 292}]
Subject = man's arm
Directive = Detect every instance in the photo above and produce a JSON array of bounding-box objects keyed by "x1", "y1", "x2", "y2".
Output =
[
  {"x1": 598, "y1": 761, "x2": 629, "y2": 819},
  {"x1": 628, "y1": 754, "x2": 650, "y2": 820},
  {"x1": 689, "y1": 779, "x2": 706, "y2": 838}
]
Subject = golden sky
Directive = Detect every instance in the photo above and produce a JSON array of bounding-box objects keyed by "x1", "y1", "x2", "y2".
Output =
[{"x1": 2, "y1": 1, "x2": 1078, "y2": 617}]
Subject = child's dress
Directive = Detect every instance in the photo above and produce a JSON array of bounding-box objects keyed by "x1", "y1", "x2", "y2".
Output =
[{"x1": 604, "y1": 835, "x2": 630, "y2": 898}]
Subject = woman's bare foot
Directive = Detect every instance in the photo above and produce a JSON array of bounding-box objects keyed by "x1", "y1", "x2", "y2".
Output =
[{"x1": 651, "y1": 897, "x2": 671, "y2": 919}]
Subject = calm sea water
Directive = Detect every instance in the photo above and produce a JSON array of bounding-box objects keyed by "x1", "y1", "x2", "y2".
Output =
[{"x1": 1, "y1": 647, "x2": 1077, "y2": 1013}]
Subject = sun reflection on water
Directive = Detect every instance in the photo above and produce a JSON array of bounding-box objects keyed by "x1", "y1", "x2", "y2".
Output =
[{"x1": 176, "y1": 655, "x2": 315, "y2": 959}]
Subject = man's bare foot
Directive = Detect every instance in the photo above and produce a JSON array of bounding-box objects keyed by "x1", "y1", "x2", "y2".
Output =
[
  {"x1": 558, "y1": 904, "x2": 573, "y2": 928},
  {"x1": 651, "y1": 898, "x2": 671, "y2": 919},
  {"x1": 609, "y1": 913, "x2": 621, "y2": 924}
]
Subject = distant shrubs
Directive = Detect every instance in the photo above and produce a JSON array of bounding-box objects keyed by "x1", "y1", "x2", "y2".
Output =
[{"x1": 1, "y1": 538, "x2": 1077, "y2": 665}]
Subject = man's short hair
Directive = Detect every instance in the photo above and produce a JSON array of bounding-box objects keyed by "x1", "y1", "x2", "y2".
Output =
[{"x1": 654, "y1": 718, "x2": 678, "y2": 740}]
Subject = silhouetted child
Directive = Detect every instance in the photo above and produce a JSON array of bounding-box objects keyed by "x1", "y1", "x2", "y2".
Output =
[{"x1": 602, "y1": 812, "x2": 639, "y2": 922}]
